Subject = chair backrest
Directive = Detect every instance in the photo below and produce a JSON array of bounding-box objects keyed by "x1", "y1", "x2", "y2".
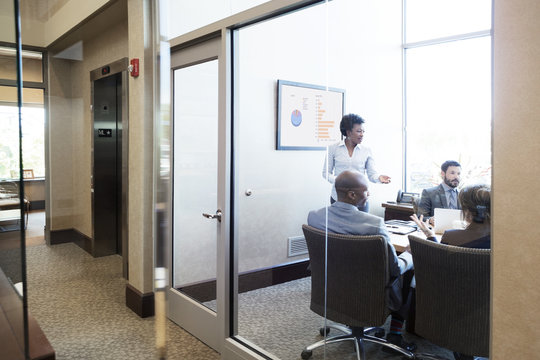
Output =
[
  {"x1": 302, "y1": 224, "x2": 390, "y2": 327},
  {"x1": 408, "y1": 235, "x2": 490, "y2": 357}
]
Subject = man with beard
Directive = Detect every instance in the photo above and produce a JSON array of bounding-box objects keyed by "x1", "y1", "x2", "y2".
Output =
[{"x1": 417, "y1": 160, "x2": 462, "y2": 226}]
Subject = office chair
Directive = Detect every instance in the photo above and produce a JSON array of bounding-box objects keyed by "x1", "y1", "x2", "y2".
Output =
[
  {"x1": 408, "y1": 235, "x2": 490, "y2": 360},
  {"x1": 301, "y1": 224, "x2": 415, "y2": 360}
]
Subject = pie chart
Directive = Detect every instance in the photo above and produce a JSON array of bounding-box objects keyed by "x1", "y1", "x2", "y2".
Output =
[{"x1": 291, "y1": 109, "x2": 302, "y2": 127}]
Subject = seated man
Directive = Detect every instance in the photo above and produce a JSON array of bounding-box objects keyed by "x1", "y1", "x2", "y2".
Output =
[
  {"x1": 307, "y1": 170, "x2": 416, "y2": 352},
  {"x1": 417, "y1": 160, "x2": 462, "y2": 225}
]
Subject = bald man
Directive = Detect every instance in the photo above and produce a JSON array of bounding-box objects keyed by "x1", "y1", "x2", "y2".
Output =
[{"x1": 308, "y1": 170, "x2": 416, "y2": 352}]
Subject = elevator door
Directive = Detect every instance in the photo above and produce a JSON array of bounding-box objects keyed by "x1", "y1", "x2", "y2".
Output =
[{"x1": 93, "y1": 73, "x2": 122, "y2": 257}]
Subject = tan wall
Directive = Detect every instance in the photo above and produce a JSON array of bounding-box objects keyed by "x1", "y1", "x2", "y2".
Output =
[
  {"x1": 127, "y1": 0, "x2": 154, "y2": 294},
  {"x1": 72, "y1": 20, "x2": 129, "y2": 236},
  {"x1": 47, "y1": 20, "x2": 128, "y2": 235},
  {"x1": 24, "y1": 180, "x2": 45, "y2": 203},
  {"x1": 48, "y1": 57, "x2": 74, "y2": 230},
  {"x1": 492, "y1": 0, "x2": 540, "y2": 358}
]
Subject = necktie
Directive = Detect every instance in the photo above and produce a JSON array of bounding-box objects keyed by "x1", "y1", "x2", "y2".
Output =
[{"x1": 449, "y1": 189, "x2": 457, "y2": 209}]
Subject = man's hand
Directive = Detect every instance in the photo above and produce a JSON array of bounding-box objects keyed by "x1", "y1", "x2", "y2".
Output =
[{"x1": 379, "y1": 175, "x2": 391, "y2": 184}]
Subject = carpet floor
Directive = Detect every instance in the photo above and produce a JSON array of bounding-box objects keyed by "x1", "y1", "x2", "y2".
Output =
[
  {"x1": 18, "y1": 212, "x2": 464, "y2": 359},
  {"x1": 26, "y1": 243, "x2": 219, "y2": 360}
]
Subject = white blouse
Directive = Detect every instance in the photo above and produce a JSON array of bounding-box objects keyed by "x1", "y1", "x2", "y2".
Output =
[{"x1": 322, "y1": 140, "x2": 380, "y2": 200}]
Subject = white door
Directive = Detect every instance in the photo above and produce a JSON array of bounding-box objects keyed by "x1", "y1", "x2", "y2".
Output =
[{"x1": 168, "y1": 36, "x2": 223, "y2": 351}]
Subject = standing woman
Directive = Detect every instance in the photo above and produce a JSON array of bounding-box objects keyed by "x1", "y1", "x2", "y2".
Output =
[{"x1": 323, "y1": 113, "x2": 391, "y2": 212}]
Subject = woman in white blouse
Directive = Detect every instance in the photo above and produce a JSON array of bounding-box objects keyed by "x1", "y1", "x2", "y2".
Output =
[{"x1": 322, "y1": 113, "x2": 391, "y2": 212}]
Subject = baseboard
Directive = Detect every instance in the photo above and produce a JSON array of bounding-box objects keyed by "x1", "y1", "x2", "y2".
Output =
[
  {"x1": 29, "y1": 200, "x2": 45, "y2": 211},
  {"x1": 179, "y1": 259, "x2": 310, "y2": 303},
  {"x1": 126, "y1": 284, "x2": 154, "y2": 318},
  {"x1": 49, "y1": 228, "x2": 92, "y2": 255}
]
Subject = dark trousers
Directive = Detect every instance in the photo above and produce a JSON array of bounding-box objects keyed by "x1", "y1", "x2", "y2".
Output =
[{"x1": 392, "y1": 269, "x2": 415, "y2": 324}]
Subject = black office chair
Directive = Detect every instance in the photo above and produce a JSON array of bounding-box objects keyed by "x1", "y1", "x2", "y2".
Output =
[
  {"x1": 301, "y1": 224, "x2": 415, "y2": 360},
  {"x1": 408, "y1": 235, "x2": 490, "y2": 360}
]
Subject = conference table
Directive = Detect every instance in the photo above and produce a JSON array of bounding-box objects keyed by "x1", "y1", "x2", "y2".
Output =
[{"x1": 388, "y1": 228, "x2": 442, "y2": 253}]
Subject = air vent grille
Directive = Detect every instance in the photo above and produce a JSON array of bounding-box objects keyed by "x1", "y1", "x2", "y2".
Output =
[{"x1": 288, "y1": 235, "x2": 307, "y2": 257}]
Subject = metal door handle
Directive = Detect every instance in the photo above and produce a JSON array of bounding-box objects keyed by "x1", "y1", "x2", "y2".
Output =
[{"x1": 202, "y1": 209, "x2": 222, "y2": 222}]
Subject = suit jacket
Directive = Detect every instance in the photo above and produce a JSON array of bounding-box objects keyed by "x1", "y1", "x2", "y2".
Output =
[
  {"x1": 441, "y1": 223, "x2": 491, "y2": 249},
  {"x1": 307, "y1": 201, "x2": 413, "y2": 311},
  {"x1": 418, "y1": 183, "x2": 461, "y2": 218}
]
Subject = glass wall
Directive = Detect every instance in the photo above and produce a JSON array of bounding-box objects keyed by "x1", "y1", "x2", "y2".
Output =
[
  {"x1": 0, "y1": 0, "x2": 29, "y2": 358},
  {"x1": 163, "y1": 1, "x2": 493, "y2": 358},
  {"x1": 233, "y1": 1, "x2": 404, "y2": 358},
  {"x1": 233, "y1": 5, "x2": 329, "y2": 358}
]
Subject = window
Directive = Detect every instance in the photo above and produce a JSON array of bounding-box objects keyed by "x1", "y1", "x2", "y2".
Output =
[
  {"x1": 0, "y1": 47, "x2": 45, "y2": 180},
  {"x1": 0, "y1": 104, "x2": 45, "y2": 179},
  {"x1": 404, "y1": 0, "x2": 492, "y2": 193}
]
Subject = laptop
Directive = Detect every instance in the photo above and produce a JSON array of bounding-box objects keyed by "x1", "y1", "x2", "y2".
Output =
[{"x1": 434, "y1": 208, "x2": 463, "y2": 234}]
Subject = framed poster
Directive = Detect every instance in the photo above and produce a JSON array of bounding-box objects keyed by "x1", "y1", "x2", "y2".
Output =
[
  {"x1": 22, "y1": 169, "x2": 34, "y2": 179},
  {"x1": 277, "y1": 80, "x2": 345, "y2": 150}
]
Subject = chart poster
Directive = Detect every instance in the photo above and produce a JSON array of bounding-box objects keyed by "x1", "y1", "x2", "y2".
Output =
[{"x1": 277, "y1": 80, "x2": 345, "y2": 150}]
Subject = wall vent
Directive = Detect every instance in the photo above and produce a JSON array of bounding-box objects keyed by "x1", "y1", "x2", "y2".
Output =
[{"x1": 288, "y1": 235, "x2": 307, "y2": 257}]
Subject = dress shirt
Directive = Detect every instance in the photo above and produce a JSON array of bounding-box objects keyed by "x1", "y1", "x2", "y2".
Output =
[
  {"x1": 441, "y1": 182, "x2": 458, "y2": 209},
  {"x1": 322, "y1": 140, "x2": 380, "y2": 200}
]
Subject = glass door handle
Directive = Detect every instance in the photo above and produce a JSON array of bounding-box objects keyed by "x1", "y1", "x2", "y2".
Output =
[{"x1": 202, "y1": 209, "x2": 222, "y2": 222}]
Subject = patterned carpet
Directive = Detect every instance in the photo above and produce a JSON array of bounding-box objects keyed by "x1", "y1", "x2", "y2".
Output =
[
  {"x1": 206, "y1": 278, "x2": 456, "y2": 360},
  {"x1": 26, "y1": 243, "x2": 219, "y2": 360},
  {"x1": 20, "y1": 218, "x2": 460, "y2": 359}
]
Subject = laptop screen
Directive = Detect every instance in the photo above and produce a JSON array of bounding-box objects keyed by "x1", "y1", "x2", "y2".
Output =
[{"x1": 434, "y1": 208, "x2": 464, "y2": 234}]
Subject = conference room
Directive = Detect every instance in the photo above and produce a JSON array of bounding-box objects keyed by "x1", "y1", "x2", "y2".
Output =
[{"x1": 168, "y1": 1, "x2": 492, "y2": 359}]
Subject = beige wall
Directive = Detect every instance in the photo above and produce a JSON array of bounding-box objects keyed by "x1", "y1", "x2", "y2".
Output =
[
  {"x1": 47, "y1": 19, "x2": 128, "y2": 235},
  {"x1": 72, "y1": 20, "x2": 128, "y2": 236},
  {"x1": 48, "y1": 57, "x2": 74, "y2": 230},
  {"x1": 492, "y1": 0, "x2": 540, "y2": 358},
  {"x1": 126, "y1": 0, "x2": 154, "y2": 294}
]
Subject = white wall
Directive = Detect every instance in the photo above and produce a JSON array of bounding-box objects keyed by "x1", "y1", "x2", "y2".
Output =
[
  {"x1": 235, "y1": 0, "x2": 403, "y2": 272},
  {"x1": 166, "y1": 0, "x2": 269, "y2": 39}
]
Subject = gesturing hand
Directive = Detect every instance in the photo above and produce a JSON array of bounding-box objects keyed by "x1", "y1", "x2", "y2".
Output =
[
  {"x1": 410, "y1": 214, "x2": 435, "y2": 238},
  {"x1": 379, "y1": 175, "x2": 391, "y2": 184}
]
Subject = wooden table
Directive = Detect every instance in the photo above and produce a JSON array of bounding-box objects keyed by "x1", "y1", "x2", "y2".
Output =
[
  {"x1": 389, "y1": 231, "x2": 417, "y2": 253},
  {"x1": 389, "y1": 229, "x2": 441, "y2": 253}
]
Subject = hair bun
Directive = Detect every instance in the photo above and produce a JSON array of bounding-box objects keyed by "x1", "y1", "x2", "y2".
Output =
[{"x1": 473, "y1": 205, "x2": 487, "y2": 223}]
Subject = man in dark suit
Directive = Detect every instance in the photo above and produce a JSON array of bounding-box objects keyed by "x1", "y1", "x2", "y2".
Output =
[{"x1": 417, "y1": 160, "x2": 462, "y2": 225}]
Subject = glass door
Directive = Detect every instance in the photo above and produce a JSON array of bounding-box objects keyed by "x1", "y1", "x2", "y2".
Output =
[{"x1": 168, "y1": 36, "x2": 222, "y2": 351}]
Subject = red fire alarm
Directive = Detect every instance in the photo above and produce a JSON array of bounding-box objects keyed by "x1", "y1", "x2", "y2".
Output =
[{"x1": 129, "y1": 58, "x2": 139, "y2": 77}]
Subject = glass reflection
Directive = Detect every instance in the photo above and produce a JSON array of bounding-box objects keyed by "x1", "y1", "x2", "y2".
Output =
[{"x1": 0, "y1": 1, "x2": 28, "y2": 358}]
